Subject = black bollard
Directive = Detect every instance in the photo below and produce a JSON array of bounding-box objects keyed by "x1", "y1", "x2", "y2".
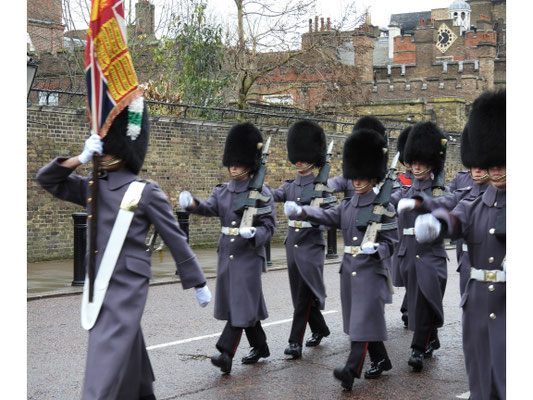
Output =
[
  {"x1": 72, "y1": 212, "x2": 88, "y2": 286},
  {"x1": 265, "y1": 241, "x2": 273, "y2": 266},
  {"x1": 326, "y1": 228, "x2": 338, "y2": 259},
  {"x1": 176, "y1": 209, "x2": 190, "y2": 243}
]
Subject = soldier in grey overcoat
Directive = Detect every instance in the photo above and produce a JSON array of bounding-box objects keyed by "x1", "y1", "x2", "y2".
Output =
[
  {"x1": 179, "y1": 123, "x2": 276, "y2": 375},
  {"x1": 36, "y1": 99, "x2": 211, "y2": 400},
  {"x1": 415, "y1": 89, "x2": 506, "y2": 400},
  {"x1": 271, "y1": 120, "x2": 332, "y2": 359},
  {"x1": 398, "y1": 124, "x2": 489, "y2": 296},
  {"x1": 285, "y1": 126, "x2": 398, "y2": 391},
  {"x1": 389, "y1": 121, "x2": 449, "y2": 372}
]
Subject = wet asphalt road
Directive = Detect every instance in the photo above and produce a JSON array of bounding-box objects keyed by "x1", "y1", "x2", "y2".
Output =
[{"x1": 28, "y1": 249, "x2": 470, "y2": 399}]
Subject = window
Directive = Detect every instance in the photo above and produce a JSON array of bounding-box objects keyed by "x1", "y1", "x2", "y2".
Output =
[
  {"x1": 262, "y1": 94, "x2": 293, "y2": 105},
  {"x1": 39, "y1": 91, "x2": 59, "y2": 106}
]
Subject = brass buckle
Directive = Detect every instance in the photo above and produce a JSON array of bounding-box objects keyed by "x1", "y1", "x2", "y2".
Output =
[
  {"x1": 351, "y1": 246, "x2": 360, "y2": 254},
  {"x1": 229, "y1": 228, "x2": 239, "y2": 236},
  {"x1": 484, "y1": 270, "x2": 497, "y2": 282},
  {"x1": 293, "y1": 221, "x2": 303, "y2": 228}
]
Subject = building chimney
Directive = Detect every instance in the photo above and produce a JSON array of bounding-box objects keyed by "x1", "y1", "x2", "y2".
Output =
[
  {"x1": 136, "y1": 0, "x2": 155, "y2": 36},
  {"x1": 315, "y1": 16, "x2": 319, "y2": 32},
  {"x1": 327, "y1": 17, "x2": 331, "y2": 31},
  {"x1": 309, "y1": 18, "x2": 313, "y2": 33},
  {"x1": 320, "y1": 17, "x2": 324, "y2": 31}
]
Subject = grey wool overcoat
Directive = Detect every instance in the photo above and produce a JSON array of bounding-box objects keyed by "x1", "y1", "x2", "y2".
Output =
[
  {"x1": 191, "y1": 178, "x2": 276, "y2": 328},
  {"x1": 272, "y1": 173, "x2": 330, "y2": 309},
  {"x1": 302, "y1": 191, "x2": 398, "y2": 341},
  {"x1": 433, "y1": 184, "x2": 506, "y2": 400},
  {"x1": 390, "y1": 178, "x2": 448, "y2": 331},
  {"x1": 36, "y1": 158, "x2": 206, "y2": 400}
]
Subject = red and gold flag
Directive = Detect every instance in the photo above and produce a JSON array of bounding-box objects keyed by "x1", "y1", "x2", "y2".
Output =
[{"x1": 85, "y1": 0, "x2": 142, "y2": 138}]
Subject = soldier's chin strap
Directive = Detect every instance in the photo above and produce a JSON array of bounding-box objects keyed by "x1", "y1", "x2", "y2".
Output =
[
  {"x1": 99, "y1": 157, "x2": 123, "y2": 168},
  {"x1": 490, "y1": 173, "x2": 507, "y2": 183},
  {"x1": 354, "y1": 180, "x2": 375, "y2": 194},
  {"x1": 296, "y1": 163, "x2": 314, "y2": 172},
  {"x1": 230, "y1": 168, "x2": 250, "y2": 179},
  {"x1": 412, "y1": 168, "x2": 432, "y2": 178},
  {"x1": 472, "y1": 173, "x2": 490, "y2": 182}
]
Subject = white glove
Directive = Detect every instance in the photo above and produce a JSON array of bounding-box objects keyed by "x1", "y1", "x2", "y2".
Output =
[
  {"x1": 284, "y1": 201, "x2": 302, "y2": 218},
  {"x1": 361, "y1": 242, "x2": 379, "y2": 254},
  {"x1": 179, "y1": 191, "x2": 193, "y2": 208},
  {"x1": 194, "y1": 286, "x2": 211, "y2": 308},
  {"x1": 78, "y1": 134, "x2": 103, "y2": 164},
  {"x1": 239, "y1": 227, "x2": 256, "y2": 239},
  {"x1": 397, "y1": 198, "x2": 416, "y2": 214},
  {"x1": 415, "y1": 214, "x2": 441, "y2": 243}
]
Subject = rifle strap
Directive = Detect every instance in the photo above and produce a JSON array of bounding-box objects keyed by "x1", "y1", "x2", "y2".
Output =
[{"x1": 81, "y1": 180, "x2": 147, "y2": 330}]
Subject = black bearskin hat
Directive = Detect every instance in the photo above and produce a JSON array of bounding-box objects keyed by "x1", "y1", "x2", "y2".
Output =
[
  {"x1": 397, "y1": 126, "x2": 411, "y2": 165},
  {"x1": 353, "y1": 115, "x2": 386, "y2": 137},
  {"x1": 460, "y1": 124, "x2": 474, "y2": 169},
  {"x1": 102, "y1": 97, "x2": 150, "y2": 174},
  {"x1": 222, "y1": 122, "x2": 263, "y2": 172},
  {"x1": 467, "y1": 89, "x2": 506, "y2": 169},
  {"x1": 287, "y1": 120, "x2": 326, "y2": 167},
  {"x1": 404, "y1": 121, "x2": 447, "y2": 174},
  {"x1": 343, "y1": 128, "x2": 388, "y2": 181}
]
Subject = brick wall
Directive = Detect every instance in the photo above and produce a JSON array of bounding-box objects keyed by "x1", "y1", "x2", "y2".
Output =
[{"x1": 27, "y1": 104, "x2": 466, "y2": 262}]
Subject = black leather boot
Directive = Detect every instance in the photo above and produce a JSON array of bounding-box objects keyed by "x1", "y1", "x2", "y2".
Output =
[
  {"x1": 211, "y1": 352, "x2": 232, "y2": 374},
  {"x1": 284, "y1": 342, "x2": 302, "y2": 359},
  {"x1": 305, "y1": 330, "x2": 330, "y2": 347},
  {"x1": 333, "y1": 366, "x2": 355, "y2": 391},
  {"x1": 241, "y1": 344, "x2": 270, "y2": 364},
  {"x1": 408, "y1": 350, "x2": 424, "y2": 372},
  {"x1": 364, "y1": 358, "x2": 392, "y2": 379},
  {"x1": 401, "y1": 311, "x2": 408, "y2": 328}
]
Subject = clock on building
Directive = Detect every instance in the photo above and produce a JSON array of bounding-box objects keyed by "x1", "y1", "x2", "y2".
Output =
[{"x1": 436, "y1": 23, "x2": 457, "y2": 53}]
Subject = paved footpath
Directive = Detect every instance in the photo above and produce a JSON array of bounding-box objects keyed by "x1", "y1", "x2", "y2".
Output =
[{"x1": 27, "y1": 241, "x2": 484, "y2": 399}]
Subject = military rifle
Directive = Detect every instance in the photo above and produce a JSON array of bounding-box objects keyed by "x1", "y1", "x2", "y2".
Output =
[
  {"x1": 300, "y1": 140, "x2": 337, "y2": 207},
  {"x1": 353, "y1": 151, "x2": 400, "y2": 294},
  {"x1": 432, "y1": 138, "x2": 448, "y2": 196}
]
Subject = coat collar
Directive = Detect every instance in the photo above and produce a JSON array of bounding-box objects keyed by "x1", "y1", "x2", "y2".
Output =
[
  {"x1": 412, "y1": 178, "x2": 432, "y2": 191},
  {"x1": 103, "y1": 169, "x2": 138, "y2": 190},
  {"x1": 228, "y1": 177, "x2": 250, "y2": 193},
  {"x1": 470, "y1": 182, "x2": 488, "y2": 197},
  {"x1": 482, "y1": 184, "x2": 506, "y2": 208},
  {"x1": 350, "y1": 189, "x2": 376, "y2": 207},
  {"x1": 294, "y1": 173, "x2": 316, "y2": 186}
]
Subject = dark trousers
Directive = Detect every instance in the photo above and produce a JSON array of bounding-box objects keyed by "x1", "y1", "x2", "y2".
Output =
[
  {"x1": 345, "y1": 341, "x2": 389, "y2": 379},
  {"x1": 411, "y1": 286, "x2": 438, "y2": 352},
  {"x1": 216, "y1": 321, "x2": 267, "y2": 356},
  {"x1": 288, "y1": 275, "x2": 329, "y2": 345},
  {"x1": 400, "y1": 291, "x2": 408, "y2": 314}
]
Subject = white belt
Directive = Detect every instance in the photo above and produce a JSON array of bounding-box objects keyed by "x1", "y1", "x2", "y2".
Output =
[
  {"x1": 81, "y1": 181, "x2": 147, "y2": 331},
  {"x1": 470, "y1": 267, "x2": 506, "y2": 283},
  {"x1": 403, "y1": 227, "x2": 415, "y2": 235},
  {"x1": 221, "y1": 227, "x2": 240, "y2": 235},
  {"x1": 344, "y1": 246, "x2": 361, "y2": 255},
  {"x1": 289, "y1": 220, "x2": 312, "y2": 228},
  {"x1": 462, "y1": 243, "x2": 468, "y2": 252}
]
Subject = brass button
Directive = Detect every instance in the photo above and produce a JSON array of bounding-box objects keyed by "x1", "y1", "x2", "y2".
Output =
[
  {"x1": 231, "y1": 221, "x2": 236, "y2": 226},
  {"x1": 87, "y1": 198, "x2": 92, "y2": 203},
  {"x1": 88, "y1": 215, "x2": 93, "y2": 220},
  {"x1": 89, "y1": 180, "x2": 94, "y2": 186},
  {"x1": 489, "y1": 228, "x2": 495, "y2": 235},
  {"x1": 489, "y1": 313, "x2": 496, "y2": 320},
  {"x1": 494, "y1": 202, "x2": 497, "y2": 207},
  {"x1": 230, "y1": 238, "x2": 235, "y2": 243},
  {"x1": 295, "y1": 228, "x2": 300, "y2": 232},
  {"x1": 351, "y1": 271, "x2": 357, "y2": 277},
  {"x1": 94, "y1": 250, "x2": 98, "y2": 254},
  {"x1": 488, "y1": 284, "x2": 495, "y2": 292},
  {"x1": 352, "y1": 237, "x2": 358, "y2": 241},
  {"x1": 294, "y1": 244, "x2": 298, "y2": 248},
  {"x1": 229, "y1": 255, "x2": 234, "y2": 260},
  {"x1": 297, "y1": 197, "x2": 301, "y2": 201},
  {"x1": 416, "y1": 255, "x2": 420, "y2": 259},
  {"x1": 352, "y1": 254, "x2": 356, "y2": 258},
  {"x1": 488, "y1": 257, "x2": 494, "y2": 263}
]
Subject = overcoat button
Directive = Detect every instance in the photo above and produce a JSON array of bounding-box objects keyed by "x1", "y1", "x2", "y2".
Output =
[
  {"x1": 294, "y1": 244, "x2": 298, "y2": 248},
  {"x1": 489, "y1": 313, "x2": 496, "y2": 319},
  {"x1": 352, "y1": 272, "x2": 357, "y2": 276},
  {"x1": 229, "y1": 255, "x2": 234, "y2": 260}
]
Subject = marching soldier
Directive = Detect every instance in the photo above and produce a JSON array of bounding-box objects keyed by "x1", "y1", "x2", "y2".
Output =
[
  {"x1": 36, "y1": 98, "x2": 211, "y2": 400},
  {"x1": 271, "y1": 120, "x2": 331, "y2": 360},
  {"x1": 179, "y1": 122, "x2": 276, "y2": 375},
  {"x1": 415, "y1": 89, "x2": 506, "y2": 400},
  {"x1": 398, "y1": 124, "x2": 490, "y2": 295},
  {"x1": 392, "y1": 126, "x2": 413, "y2": 327},
  {"x1": 327, "y1": 116, "x2": 386, "y2": 198},
  {"x1": 390, "y1": 121, "x2": 448, "y2": 372},
  {"x1": 284, "y1": 126, "x2": 397, "y2": 390}
]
